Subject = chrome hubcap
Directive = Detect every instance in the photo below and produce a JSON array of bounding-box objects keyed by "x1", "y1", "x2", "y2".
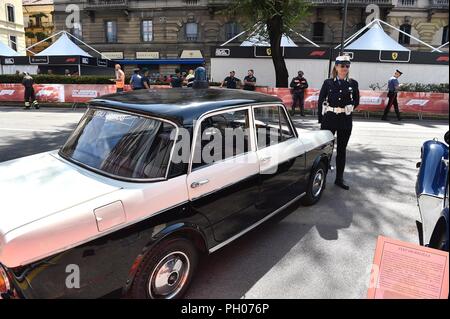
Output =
[
  {"x1": 149, "y1": 251, "x2": 190, "y2": 299},
  {"x1": 312, "y1": 169, "x2": 325, "y2": 197}
]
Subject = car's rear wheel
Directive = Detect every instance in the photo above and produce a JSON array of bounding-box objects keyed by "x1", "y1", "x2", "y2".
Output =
[
  {"x1": 128, "y1": 238, "x2": 198, "y2": 299},
  {"x1": 301, "y1": 161, "x2": 327, "y2": 206}
]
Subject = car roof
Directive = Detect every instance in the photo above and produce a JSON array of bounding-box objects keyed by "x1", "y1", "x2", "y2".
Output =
[{"x1": 90, "y1": 87, "x2": 282, "y2": 127}]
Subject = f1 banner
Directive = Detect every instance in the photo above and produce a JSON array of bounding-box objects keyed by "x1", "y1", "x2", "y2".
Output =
[
  {"x1": 255, "y1": 88, "x2": 449, "y2": 115},
  {"x1": 0, "y1": 84, "x2": 448, "y2": 115}
]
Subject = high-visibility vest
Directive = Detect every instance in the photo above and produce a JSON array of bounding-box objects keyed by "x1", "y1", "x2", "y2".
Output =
[{"x1": 116, "y1": 71, "x2": 125, "y2": 89}]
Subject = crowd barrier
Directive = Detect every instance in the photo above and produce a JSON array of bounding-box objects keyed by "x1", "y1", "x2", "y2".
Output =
[{"x1": 0, "y1": 84, "x2": 447, "y2": 116}]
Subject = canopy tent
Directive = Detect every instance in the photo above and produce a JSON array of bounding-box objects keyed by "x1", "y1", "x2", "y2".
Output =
[
  {"x1": 36, "y1": 33, "x2": 92, "y2": 57},
  {"x1": 0, "y1": 41, "x2": 20, "y2": 56},
  {"x1": 240, "y1": 34, "x2": 298, "y2": 47},
  {"x1": 345, "y1": 22, "x2": 410, "y2": 51}
]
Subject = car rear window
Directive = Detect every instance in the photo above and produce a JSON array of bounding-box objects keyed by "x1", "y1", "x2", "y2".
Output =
[{"x1": 60, "y1": 108, "x2": 177, "y2": 180}]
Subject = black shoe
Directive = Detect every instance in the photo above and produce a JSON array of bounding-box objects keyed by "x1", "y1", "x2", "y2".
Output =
[
  {"x1": 397, "y1": 117, "x2": 402, "y2": 121},
  {"x1": 34, "y1": 105, "x2": 40, "y2": 110},
  {"x1": 300, "y1": 113, "x2": 305, "y2": 117},
  {"x1": 335, "y1": 180, "x2": 350, "y2": 190},
  {"x1": 381, "y1": 117, "x2": 388, "y2": 121}
]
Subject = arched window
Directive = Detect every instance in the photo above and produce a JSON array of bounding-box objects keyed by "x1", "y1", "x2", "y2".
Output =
[
  {"x1": 225, "y1": 22, "x2": 240, "y2": 40},
  {"x1": 399, "y1": 24, "x2": 411, "y2": 45},
  {"x1": 442, "y1": 25, "x2": 449, "y2": 45},
  {"x1": 185, "y1": 22, "x2": 199, "y2": 41},
  {"x1": 312, "y1": 22, "x2": 325, "y2": 42}
]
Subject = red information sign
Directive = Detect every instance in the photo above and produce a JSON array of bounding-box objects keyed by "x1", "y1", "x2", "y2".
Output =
[{"x1": 368, "y1": 236, "x2": 449, "y2": 299}]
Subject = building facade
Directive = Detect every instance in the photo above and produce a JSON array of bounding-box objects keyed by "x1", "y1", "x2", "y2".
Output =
[
  {"x1": 23, "y1": 0, "x2": 55, "y2": 54},
  {"x1": 0, "y1": 0, "x2": 26, "y2": 55},
  {"x1": 52, "y1": 0, "x2": 449, "y2": 76}
]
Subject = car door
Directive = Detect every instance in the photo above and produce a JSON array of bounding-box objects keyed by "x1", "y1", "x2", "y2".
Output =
[
  {"x1": 253, "y1": 104, "x2": 308, "y2": 215},
  {"x1": 187, "y1": 107, "x2": 261, "y2": 243}
]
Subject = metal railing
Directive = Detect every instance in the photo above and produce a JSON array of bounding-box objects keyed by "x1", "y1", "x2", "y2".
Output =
[
  {"x1": 85, "y1": 0, "x2": 129, "y2": 9},
  {"x1": 397, "y1": 0, "x2": 416, "y2": 7},
  {"x1": 429, "y1": 0, "x2": 449, "y2": 9},
  {"x1": 310, "y1": 0, "x2": 393, "y2": 5}
]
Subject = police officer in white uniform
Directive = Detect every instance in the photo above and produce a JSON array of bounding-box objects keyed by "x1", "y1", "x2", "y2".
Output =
[{"x1": 318, "y1": 55, "x2": 360, "y2": 190}]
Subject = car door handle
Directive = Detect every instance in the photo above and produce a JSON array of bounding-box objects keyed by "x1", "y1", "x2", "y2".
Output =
[
  {"x1": 261, "y1": 157, "x2": 272, "y2": 163},
  {"x1": 191, "y1": 179, "x2": 210, "y2": 189}
]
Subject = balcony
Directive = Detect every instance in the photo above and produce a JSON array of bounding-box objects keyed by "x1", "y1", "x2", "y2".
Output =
[
  {"x1": 429, "y1": 0, "x2": 449, "y2": 9},
  {"x1": 207, "y1": 0, "x2": 231, "y2": 6},
  {"x1": 310, "y1": 0, "x2": 394, "y2": 6},
  {"x1": 397, "y1": 0, "x2": 417, "y2": 7},
  {"x1": 85, "y1": 0, "x2": 129, "y2": 10}
]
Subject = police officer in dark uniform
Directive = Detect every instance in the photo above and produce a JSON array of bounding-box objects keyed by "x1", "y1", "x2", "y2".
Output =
[
  {"x1": 382, "y1": 69, "x2": 403, "y2": 121},
  {"x1": 318, "y1": 55, "x2": 360, "y2": 190},
  {"x1": 290, "y1": 71, "x2": 309, "y2": 116},
  {"x1": 22, "y1": 72, "x2": 39, "y2": 110}
]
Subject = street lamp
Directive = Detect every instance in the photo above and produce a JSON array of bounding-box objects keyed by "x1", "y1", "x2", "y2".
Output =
[{"x1": 339, "y1": 0, "x2": 349, "y2": 55}]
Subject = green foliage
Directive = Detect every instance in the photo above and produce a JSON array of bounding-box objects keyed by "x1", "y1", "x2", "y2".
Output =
[
  {"x1": 25, "y1": 31, "x2": 35, "y2": 39},
  {"x1": 398, "y1": 83, "x2": 449, "y2": 93},
  {"x1": 225, "y1": 0, "x2": 310, "y2": 36}
]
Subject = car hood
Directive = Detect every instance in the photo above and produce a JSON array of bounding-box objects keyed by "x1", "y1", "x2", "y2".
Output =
[{"x1": 0, "y1": 151, "x2": 120, "y2": 237}]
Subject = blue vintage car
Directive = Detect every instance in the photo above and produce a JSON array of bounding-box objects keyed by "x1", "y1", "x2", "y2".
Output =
[{"x1": 416, "y1": 131, "x2": 449, "y2": 252}]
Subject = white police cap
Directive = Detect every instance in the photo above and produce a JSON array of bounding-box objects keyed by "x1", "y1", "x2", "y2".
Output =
[{"x1": 335, "y1": 55, "x2": 351, "y2": 64}]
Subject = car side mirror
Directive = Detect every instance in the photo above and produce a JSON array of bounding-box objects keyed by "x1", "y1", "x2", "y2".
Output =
[{"x1": 445, "y1": 131, "x2": 449, "y2": 145}]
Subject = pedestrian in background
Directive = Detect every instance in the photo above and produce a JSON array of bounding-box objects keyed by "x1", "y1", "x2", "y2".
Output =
[
  {"x1": 130, "y1": 69, "x2": 143, "y2": 90},
  {"x1": 185, "y1": 69, "x2": 195, "y2": 88},
  {"x1": 318, "y1": 55, "x2": 360, "y2": 190},
  {"x1": 243, "y1": 69, "x2": 257, "y2": 91},
  {"x1": 382, "y1": 70, "x2": 403, "y2": 121},
  {"x1": 22, "y1": 72, "x2": 39, "y2": 110},
  {"x1": 141, "y1": 69, "x2": 151, "y2": 89},
  {"x1": 171, "y1": 69, "x2": 184, "y2": 88},
  {"x1": 290, "y1": 70, "x2": 309, "y2": 116},
  {"x1": 193, "y1": 62, "x2": 209, "y2": 89},
  {"x1": 221, "y1": 71, "x2": 241, "y2": 89},
  {"x1": 114, "y1": 64, "x2": 125, "y2": 93}
]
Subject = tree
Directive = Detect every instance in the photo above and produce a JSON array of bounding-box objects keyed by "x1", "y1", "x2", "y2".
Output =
[{"x1": 226, "y1": 0, "x2": 310, "y2": 87}]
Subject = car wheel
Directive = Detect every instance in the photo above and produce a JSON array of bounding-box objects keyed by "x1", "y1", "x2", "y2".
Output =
[
  {"x1": 128, "y1": 238, "x2": 198, "y2": 299},
  {"x1": 431, "y1": 228, "x2": 449, "y2": 252},
  {"x1": 301, "y1": 161, "x2": 327, "y2": 206}
]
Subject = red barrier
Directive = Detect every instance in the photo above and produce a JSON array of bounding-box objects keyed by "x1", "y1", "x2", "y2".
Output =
[{"x1": 0, "y1": 83, "x2": 448, "y2": 115}]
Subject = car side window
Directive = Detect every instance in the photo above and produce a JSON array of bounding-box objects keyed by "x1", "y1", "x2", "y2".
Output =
[
  {"x1": 192, "y1": 109, "x2": 251, "y2": 170},
  {"x1": 254, "y1": 105, "x2": 295, "y2": 149}
]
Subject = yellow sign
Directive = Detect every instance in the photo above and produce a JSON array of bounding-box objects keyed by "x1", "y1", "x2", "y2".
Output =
[
  {"x1": 266, "y1": 48, "x2": 272, "y2": 56},
  {"x1": 180, "y1": 50, "x2": 203, "y2": 59},
  {"x1": 392, "y1": 52, "x2": 398, "y2": 60}
]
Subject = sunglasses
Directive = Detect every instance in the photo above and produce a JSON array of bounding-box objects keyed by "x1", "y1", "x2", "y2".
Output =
[{"x1": 338, "y1": 64, "x2": 350, "y2": 68}]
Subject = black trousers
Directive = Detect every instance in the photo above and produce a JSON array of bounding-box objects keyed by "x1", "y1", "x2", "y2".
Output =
[
  {"x1": 24, "y1": 87, "x2": 35, "y2": 102},
  {"x1": 383, "y1": 92, "x2": 401, "y2": 120},
  {"x1": 292, "y1": 92, "x2": 304, "y2": 113},
  {"x1": 322, "y1": 126, "x2": 352, "y2": 182}
]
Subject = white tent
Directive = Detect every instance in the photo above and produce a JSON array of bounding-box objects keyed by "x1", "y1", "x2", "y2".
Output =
[
  {"x1": 345, "y1": 22, "x2": 410, "y2": 51},
  {"x1": 241, "y1": 34, "x2": 298, "y2": 47},
  {"x1": 0, "y1": 41, "x2": 20, "y2": 56},
  {"x1": 36, "y1": 33, "x2": 92, "y2": 57}
]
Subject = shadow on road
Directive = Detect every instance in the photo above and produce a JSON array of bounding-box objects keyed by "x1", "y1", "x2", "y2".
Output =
[
  {"x1": 0, "y1": 127, "x2": 76, "y2": 162},
  {"x1": 185, "y1": 145, "x2": 417, "y2": 299}
]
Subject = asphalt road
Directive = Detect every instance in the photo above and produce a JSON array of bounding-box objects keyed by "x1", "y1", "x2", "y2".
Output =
[{"x1": 0, "y1": 106, "x2": 448, "y2": 299}]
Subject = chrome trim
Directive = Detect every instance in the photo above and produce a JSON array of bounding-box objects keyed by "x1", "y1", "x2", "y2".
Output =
[
  {"x1": 13, "y1": 199, "x2": 190, "y2": 267},
  {"x1": 59, "y1": 106, "x2": 180, "y2": 183},
  {"x1": 209, "y1": 192, "x2": 306, "y2": 253}
]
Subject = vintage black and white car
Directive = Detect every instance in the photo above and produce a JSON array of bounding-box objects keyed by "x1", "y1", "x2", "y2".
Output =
[{"x1": 0, "y1": 88, "x2": 334, "y2": 299}]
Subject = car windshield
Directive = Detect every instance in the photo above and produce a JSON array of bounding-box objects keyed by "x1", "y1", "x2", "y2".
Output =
[{"x1": 60, "y1": 108, "x2": 176, "y2": 180}]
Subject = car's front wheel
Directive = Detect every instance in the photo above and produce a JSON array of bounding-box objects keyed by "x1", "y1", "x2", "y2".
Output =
[
  {"x1": 128, "y1": 238, "x2": 199, "y2": 299},
  {"x1": 301, "y1": 161, "x2": 327, "y2": 206}
]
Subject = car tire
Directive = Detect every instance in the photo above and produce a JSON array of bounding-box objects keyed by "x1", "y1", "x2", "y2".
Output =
[
  {"x1": 128, "y1": 238, "x2": 199, "y2": 299},
  {"x1": 301, "y1": 161, "x2": 327, "y2": 206}
]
